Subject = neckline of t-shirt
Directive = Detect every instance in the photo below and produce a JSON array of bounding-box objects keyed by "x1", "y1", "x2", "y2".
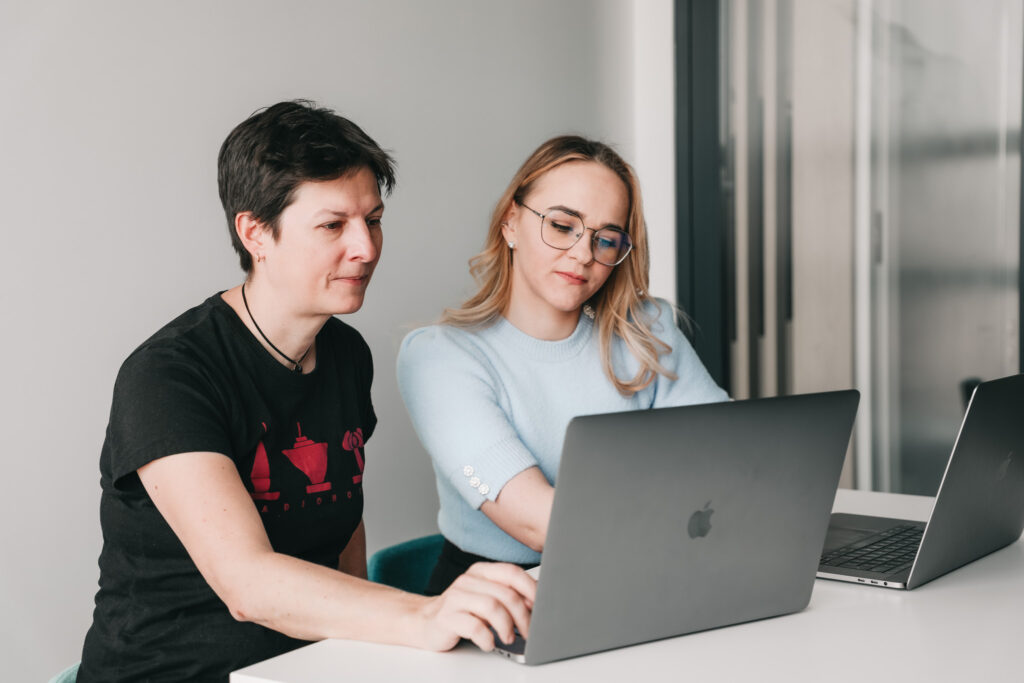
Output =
[
  {"x1": 488, "y1": 311, "x2": 593, "y2": 361},
  {"x1": 208, "y1": 291, "x2": 326, "y2": 381}
]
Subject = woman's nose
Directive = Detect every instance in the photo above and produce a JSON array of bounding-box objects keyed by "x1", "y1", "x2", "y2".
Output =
[
  {"x1": 567, "y1": 228, "x2": 596, "y2": 264},
  {"x1": 345, "y1": 221, "x2": 379, "y2": 262}
]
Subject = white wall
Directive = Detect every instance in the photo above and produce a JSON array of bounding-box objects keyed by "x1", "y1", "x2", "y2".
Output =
[
  {"x1": 0, "y1": 1, "x2": 676, "y2": 679},
  {"x1": 632, "y1": 0, "x2": 677, "y2": 306}
]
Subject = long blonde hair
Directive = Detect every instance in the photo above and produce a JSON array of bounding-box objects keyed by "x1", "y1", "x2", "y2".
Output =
[{"x1": 441, "y1": 136, "x2": 678, "y2": 395}]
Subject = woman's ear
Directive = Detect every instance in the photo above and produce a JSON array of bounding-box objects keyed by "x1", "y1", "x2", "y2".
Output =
[
  {"x1": 500, "y1": 204, "x2": 519, "y2": 246},
  {"x1": 235, "y1": 212, "x2": 269, "y2": 263}
]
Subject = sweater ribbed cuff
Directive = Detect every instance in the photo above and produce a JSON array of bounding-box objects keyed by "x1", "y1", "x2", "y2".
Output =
[{"x1": 450, "y1": 435, "x2": 538, "y2": 510}]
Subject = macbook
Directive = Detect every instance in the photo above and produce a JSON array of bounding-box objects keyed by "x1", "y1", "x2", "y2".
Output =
[
  {"x1": 497, "y1": 390, "x2": 859, "y2": 664},
  {"x1": 817, "y1": 374, "x2": 1024, "y2": 589}
]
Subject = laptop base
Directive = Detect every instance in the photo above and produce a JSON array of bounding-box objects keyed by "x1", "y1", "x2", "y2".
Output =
[
  {"x1": 816, "y1": 569, "x2": 908, "y2": 589},
  {"x1": 816, "y1": 513, "x2": 925, "y2": 589}
]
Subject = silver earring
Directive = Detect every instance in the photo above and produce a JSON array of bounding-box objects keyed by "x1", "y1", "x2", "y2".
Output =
[
  {"x1": 508, "y1": 241, "x2": 515, "y2": 250},
  {"x1": 583, "y1": 304, "x2": 596, "y2": 319}
]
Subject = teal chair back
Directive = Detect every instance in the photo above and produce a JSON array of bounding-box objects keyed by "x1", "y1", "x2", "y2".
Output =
[
  {"x1": 49, "y1": 662, "x2": 79, "y2": 683},
  {"x1": 368, "y1": 534, "x2": 444, "y2": 595}
]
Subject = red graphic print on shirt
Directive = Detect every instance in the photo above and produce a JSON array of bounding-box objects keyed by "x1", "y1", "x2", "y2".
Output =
[
  {"x1": 250, "y1": 421, "x2": 280, "y2": 501},
  {"x1": 343, "y1": 428, "x2": 365, "y2": 484},
  {"x1": 282, "y1": 422, "x2": 332, "y2": 494}
]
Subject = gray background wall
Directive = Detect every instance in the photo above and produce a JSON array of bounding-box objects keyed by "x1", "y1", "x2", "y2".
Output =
[{"x1": 0, "y1": 1, "x2": 675, "y2": 679}]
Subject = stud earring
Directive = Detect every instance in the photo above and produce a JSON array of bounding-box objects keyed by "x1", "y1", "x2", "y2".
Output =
[
  {"x1": 583, "y1": 304, "x2": 596, "y2": 319},
  {"x1": 508, "y1": 241, "x2": 515, "y2": 250},
  {"x1": 257, "y1": 253, "x2": 265, "y2": 263}
]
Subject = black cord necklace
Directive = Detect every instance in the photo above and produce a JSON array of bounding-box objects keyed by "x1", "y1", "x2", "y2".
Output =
[{"x1": 241, "y1": 283, "x2": 310, "y2": 373}]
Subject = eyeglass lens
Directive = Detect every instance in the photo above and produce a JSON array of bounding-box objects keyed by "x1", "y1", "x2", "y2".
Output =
[{"x1": 541, "y1": 210, "x2": 631, "y2": 266}]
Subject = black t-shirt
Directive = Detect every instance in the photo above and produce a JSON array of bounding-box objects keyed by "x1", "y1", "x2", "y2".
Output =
[{"x1": 79, "y1": 293, "x2": 375, "y2": 682}]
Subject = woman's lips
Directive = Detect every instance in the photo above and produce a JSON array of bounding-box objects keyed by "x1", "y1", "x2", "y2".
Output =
[
  {"x1": 333, "y1": 275, "x2": 369, "y2": 285},
  {"x1": 555, "y1": 271, "x2": 587, "y2": 285}
]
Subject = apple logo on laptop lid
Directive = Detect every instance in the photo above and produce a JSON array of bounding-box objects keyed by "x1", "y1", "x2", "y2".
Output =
[
  {"x1": 996, "y1": 451, "x2": 1014, "y2": 481},
  {"x1": 688, "y1": 501, "x2": 714, "y2": 538}
]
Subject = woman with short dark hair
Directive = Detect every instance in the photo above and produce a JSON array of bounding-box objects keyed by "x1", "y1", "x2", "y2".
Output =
[{"x1": 79, "y1": 101, "x2": 534, "y2": 683}]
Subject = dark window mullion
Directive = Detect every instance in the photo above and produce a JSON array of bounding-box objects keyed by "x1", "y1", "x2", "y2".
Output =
[{"x1": 676, "y1": 0, "x2": 729, "y2": 388}]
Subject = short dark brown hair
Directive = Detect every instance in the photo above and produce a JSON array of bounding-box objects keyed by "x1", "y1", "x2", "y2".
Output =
[{"x1": 217, "y1": 100, "x2": 396, "y2": 271}]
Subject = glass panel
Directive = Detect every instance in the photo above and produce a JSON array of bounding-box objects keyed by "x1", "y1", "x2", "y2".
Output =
[
  {"x1": 720, "y1": 0, "x2": 1021, "y2": 494},
  {"x1": 872, "y1": 0, "x2": 1022, "y2": 493}
]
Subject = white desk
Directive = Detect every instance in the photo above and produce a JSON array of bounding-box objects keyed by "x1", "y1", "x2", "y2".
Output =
[{"x1": 232, "y1": 490, "x2": 1024, "y2": 682}]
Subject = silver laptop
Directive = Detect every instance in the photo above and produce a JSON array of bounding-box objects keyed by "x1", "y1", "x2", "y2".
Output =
[
  {"x1": 817, "y1": 374, "x2": 1024, "y2": 590},
  {"x1": 496, "y1": 390, "x2": 859, "y2": 665}
]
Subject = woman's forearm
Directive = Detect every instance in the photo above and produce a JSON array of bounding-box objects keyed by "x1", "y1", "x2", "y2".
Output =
[
  {"x1": 230, "y1": 551, "x2": 429, "y2": 645},
  {"x1": 480, "y1": 467, "x2": 555, "y2": 552},
  {"x1": 138, "y1": 451, "x2": 534, "y2": 652},
  {"x1": 229, "y1": 551, "x2": 537, "y2": 654}
]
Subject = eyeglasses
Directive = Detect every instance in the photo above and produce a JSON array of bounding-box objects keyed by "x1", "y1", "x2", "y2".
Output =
[{"x1": 518, "y1": 202, "x2": 633, "y2": 267}]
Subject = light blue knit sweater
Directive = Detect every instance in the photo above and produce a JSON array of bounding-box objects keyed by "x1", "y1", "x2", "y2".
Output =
[{"x1": 396, "y1": 298, "x2": 729, "y2": 564}]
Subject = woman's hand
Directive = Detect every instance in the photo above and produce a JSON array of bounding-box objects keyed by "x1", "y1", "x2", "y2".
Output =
[{"x1": 414, "y1": 562, "x2": 536, "y2": 652}]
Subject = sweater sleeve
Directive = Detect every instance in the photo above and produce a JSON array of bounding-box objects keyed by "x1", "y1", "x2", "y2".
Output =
[
  {"x1": 397, "y1": 325, "x2": 539, "y2": 509},
  {"x1": 645, "y1": 298, "x2": 731, "y2": 407}
]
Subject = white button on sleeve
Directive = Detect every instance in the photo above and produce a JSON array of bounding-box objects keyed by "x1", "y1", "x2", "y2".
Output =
[
  {"x1": 478, "y1": 484, "x2": 490, "y2": 496},
  {"x1": 463, "y1": 465, "x2": 474, "y2": 477},
  {"x1": 469, "y1": 476, "x2": 481, "y2": 488}
]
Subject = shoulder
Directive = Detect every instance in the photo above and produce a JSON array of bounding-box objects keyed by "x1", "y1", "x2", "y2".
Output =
[
  {"x1": 120, "y1": 296, "x2": 228, "y2": 382},
  {"x1": 321, "y1": 316, "x2": 372, "y2": 357},
  {"x1": 318, "y1": 318, "x2": 374, "y2": 389},
  {"x1": 627, "y1": 297, "x2": 707, "y2": 372},
  {"x1": 397, "y1": 323, "x2": 499, "y2": 388},
  {"x1": 635, "y1": 297, "x2": 684, "y2": 342},
  {"x1": 115, "y1": 346, "x2": 201, "y2": 402},
  {"x1": 643, "y1": 296, "x2": 677, "y2": 324},
  {"x1": 399, "y1": 323, "x2": 487, "y2": 363},
  {"x1": 135, "y1": 295, "x2": 225, "y2": 349},
  {"x1": 111, "y1": 305, "x2": 235, "y2": 419}
]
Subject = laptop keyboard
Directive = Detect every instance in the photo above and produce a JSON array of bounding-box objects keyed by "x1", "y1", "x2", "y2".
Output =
[
  {"x1": 819, "y1": 524, "x2": 923, "y2": 574},
  {"x1": 489, "y1": 626, "x2": 526, "y2": 656}
]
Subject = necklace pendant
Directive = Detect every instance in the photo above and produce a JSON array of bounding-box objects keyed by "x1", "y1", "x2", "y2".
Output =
[{"x1": 294, "y1": 363, "x2": 303, "y2": 373}]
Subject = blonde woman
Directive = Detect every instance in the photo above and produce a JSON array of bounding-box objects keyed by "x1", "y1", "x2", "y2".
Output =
[{"x1": 397, "y1": 136, "x2": 728, "y2": 595}]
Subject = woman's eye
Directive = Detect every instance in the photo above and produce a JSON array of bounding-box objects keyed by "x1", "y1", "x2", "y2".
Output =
[
  {"x1": 597, "y1": 237, "x2": 618, "y2": 250},
  {"x1": 550, "y1": 222, "x2": 574, "y2": 233},
  {"x1": 368, "y1": 217, "x2": 383, "y2": 229},
  {"x1": 323, "y1": 221, "x2": 342, "y2": 230}
]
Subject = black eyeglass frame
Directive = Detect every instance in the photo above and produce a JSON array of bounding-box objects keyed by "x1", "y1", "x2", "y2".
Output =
[{"x1": 517, "y1": 201, "x2": 633, "y2": 267}]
